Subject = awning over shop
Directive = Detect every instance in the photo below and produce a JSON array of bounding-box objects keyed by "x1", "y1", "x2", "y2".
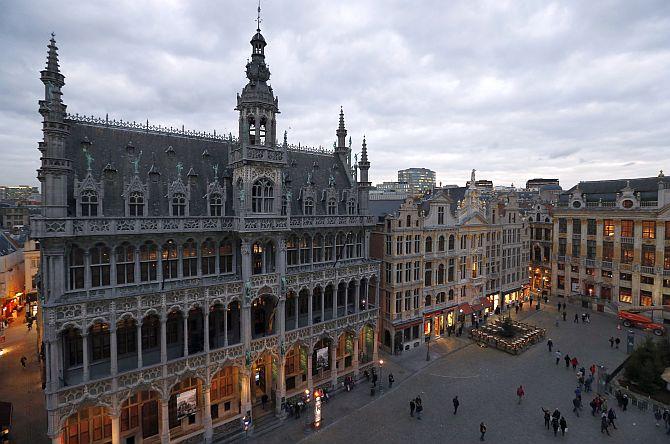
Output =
[{"x1": 458, "y1": 303, "x2": 473, "y2": 315}]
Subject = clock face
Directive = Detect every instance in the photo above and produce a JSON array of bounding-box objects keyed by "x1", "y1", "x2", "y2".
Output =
[{"x1": 622, "y1": 199, "x2": 633, "y2": 209}]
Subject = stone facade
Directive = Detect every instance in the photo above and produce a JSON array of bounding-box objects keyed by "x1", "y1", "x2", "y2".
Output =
[
  {"x1": 550, "y1": 174, "x2": 670, "y2": 314},
  {"x1": 371, "y1": 172, "x2": 529, "y2": 353},
  {"x1": 35, "y1": 26, "x2": 379, "y2": 444},
  {"x1": 528, "y1": 201, "x2": 553, "y2": 299}
]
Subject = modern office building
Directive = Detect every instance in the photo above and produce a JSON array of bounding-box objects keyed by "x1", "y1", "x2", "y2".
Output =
[
  {"x1": 398, "y1": 168, "x2": 436, "y2": 195},
  {"x1": 35, "y1": 21, "x2": 380, "y2": 444}
]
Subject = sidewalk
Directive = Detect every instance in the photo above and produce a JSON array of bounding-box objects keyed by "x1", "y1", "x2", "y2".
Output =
[{"x1": 0, "y1": 314, "x2": 48, "y2": 443}]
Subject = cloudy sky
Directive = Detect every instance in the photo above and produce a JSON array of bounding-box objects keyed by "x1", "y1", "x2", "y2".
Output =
[{"x1": 1, "y1": 0, "x2": 669, "y2": 189}]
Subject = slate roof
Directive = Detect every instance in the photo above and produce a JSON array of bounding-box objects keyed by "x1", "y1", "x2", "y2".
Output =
[
  {"x1": 64, "y1": 121, "x2": 354, "y2": 217},
  {"x1": 369, "y1": 199, "x2": 405, "y2": 221},
  {"x1": 559, "y1": 176, "x2": 669, "y2": 203},
  {"x1": 0, "y1": 232, "x2": 17, "y2": 256}
]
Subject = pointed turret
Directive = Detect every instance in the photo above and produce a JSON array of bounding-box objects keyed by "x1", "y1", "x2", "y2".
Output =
[
  {"x1": 335, "y1": 106, "x2": 350, "y2": 167},
  {"x1": 38, "y1": 34, "x2": 71, "y2": 218},
  {"x1": 357, "y1": 136, "x2": 371, "y2": 214}
]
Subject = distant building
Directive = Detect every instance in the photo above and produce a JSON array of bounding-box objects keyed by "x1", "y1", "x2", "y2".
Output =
[
  {"x1": 0, "y1": 231, "x2": 24, "y2": 306},
  {"x1": 466, "y1": 179, "x2": 493, "y2": 189},
  {"x1": 0, "y1": 185, "x2": 39, "y2": 202},
  {"x1": 0, "y1": 204, "x2": 31, "y2": 229},
  {"x1": 370, "y1": 181, "x2": 409, "y2": 200},
  {"x1": 526, "y1": 178, "x2": 559, "y2": 191},
  {"x1": 398, "y1": 168, "x2": 435, "y2": 194}
]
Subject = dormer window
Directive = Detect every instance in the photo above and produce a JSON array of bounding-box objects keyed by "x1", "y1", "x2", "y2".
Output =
[
  {"x1": 171, "y1": 192, "x2": 186, "y2": 216},
  {"x1": 327, "y1": 198, "x2": 337, "y2": 215},
  {"x1": 129, "y1": 191, "x2": 144, "y2": 216},
  {"x1": 438, "y1": 206, "x2": 444, "y2": 224},
  {"x1": 80, "y1": 190, "x2": 98, "y2": 217},
  {"x1": 209, "y1": 193, "x2": 223, "y2": 216},
  {"x1": 347, "y1": 199, "x2": 356, "y2": 215},
  {"x1": 304, "y1": 197, "x2": 314, "y2": 215}
]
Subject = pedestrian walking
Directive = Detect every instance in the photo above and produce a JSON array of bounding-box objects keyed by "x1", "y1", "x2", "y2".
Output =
[
  {"x1": 663, "y1": 409, "x2": 669, "y2": 430},
  {"x1": 409, "y1": 399, "x2": 415, "y2": 417},
  {"x1": 515, "y1": 305, "x2": 519, "y2": 314},
  {"x1": 590, "y1": 397, "x2": 598, "y2": 416},
  {"x1": 547, "y1": 339, "x2": 553, "y2": 352},
  {"x1": 555, "y1": 350, "x2": 562, "y2": 365},
  {"x1": 601, "y1": 412, "x2": 610, "y2": 435},
  {"x1": 607, "y1": 408, "x2": 617, "y2": 429},
  {"x1": 20, "y1": 356, "x2": 27, "y2": 368},
  {"x1": 416, "y1": 398, "x2": 423, "y2": 420},
  {"x1": 609, "y1": 336, "x2": 614, "y2": 348},
  {"x1": 551, "y1": 416, "x2": 559, "y2": 436},
  {"x1": 615, "y1": 390, "x2": 623, "y2": 408},
  {"x1": 585, "y1": 374, "x2": 593, "y2": 392},
  {"x1": 572, "y1": 397, "x2": 581, "y2": 417},
  {"x1": 542, "y1": 408, "x2": 551, "y2": 429},
  {"x1": 615, "y1": 338, "x2": 620, "y2": 349},
  {"x1": 453, "y1": 396, "x2": 460, "y2": 415},
  {"x1": 564, "y1": 354, "x2": 571, "y2": 368},
  {"x1": 562, "y1": 311, "x2": 567, "y2": 321},
  {"x1": 557, "y1": 302, "x2": 561, "y2": 311},
  {"x1": 571, "y1": 357, "x2": 578, "y2": 370},
  {"x1": 480, "y1": 422, "x2": 487, "y2": 441},
  {"x1": 388, "y1": 373, "x2": 394, "y2": 388},
  {"x1": 516, "y1": 385, "x2": 525, "y2": 404},
  {"x1": 559, "y1": 416, "x2": 567, "y2": 436},
  {"x1": 574, "y1": 386, "x2": 582, "y2": 401},
  {"x1": 574, "y1": 313, "x2": 579, "y2": 323},
  {"x1": 590, "y1": 364, "x2": 596, "y2": 376}
]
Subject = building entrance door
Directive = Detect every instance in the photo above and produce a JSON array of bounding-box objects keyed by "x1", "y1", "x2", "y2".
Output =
[{"x1": 141, "y1": 399, "x2": 159, "y2": 439}]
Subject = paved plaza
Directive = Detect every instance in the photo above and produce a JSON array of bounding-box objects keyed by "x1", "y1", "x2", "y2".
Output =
[
  {"x1": 250, "y1": 302, "x2": 668, "y2": 444},
  {"x1": 0, "y1": 314, "x2": 48, "y2": 443}
]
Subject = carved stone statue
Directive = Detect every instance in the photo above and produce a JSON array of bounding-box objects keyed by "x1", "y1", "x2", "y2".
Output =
[
  {"x1": 328, "y1": 174, "x2": 335, "y2": 187},
  {"x1": 239, "y1": 188, "x2": 246, "y2": 203},
  {"x1": 245, "y1": 349, "x2": 251, "y2": 367},
  {"x1": 244, "y1": 280, "x2": 252, "y2": 305},
  {"x1": 471, "y1": 168, "x2": 476, "y2": 184},
  {"x1": 83, "y1": 148, "x2": 94, "y2": 172},
  {"x1": 280, "y1": 276, "x2": 287, "y2": 295}
]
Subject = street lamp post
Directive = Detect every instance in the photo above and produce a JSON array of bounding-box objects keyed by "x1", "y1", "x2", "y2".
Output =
[
  {"x1": 379, "y1": 359, "x2": 384, "y2": 394},
  {"x1": 426, "y1": 334, "x2": 431, "y2": 361}
]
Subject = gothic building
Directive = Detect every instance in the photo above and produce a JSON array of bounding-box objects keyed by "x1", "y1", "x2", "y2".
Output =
[{"x1": 35, "y1": 23, "x2": 379, "y2": 444}]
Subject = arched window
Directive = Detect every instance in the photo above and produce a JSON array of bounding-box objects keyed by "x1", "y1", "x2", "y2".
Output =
[
  {"x1": 248, "y1": 116, "x2": 256, "y2": 145},
  {"x1": 327, "y1": 198, "x2": 337, "y2": 215},
  {"x1": 438, "y1": 235, "x2": 445, "y2": 252},
  {"x1": 286, "y1": 236, "x2": 299, "y2": 266},
  {"x1": 336, "y1": 233, "x2": 345, "y2": 260},
  {"x1": 437, "y1": 264, "x2": 445, "y2": 284},
  {"x1": 448, "y1": 234, "x2": 455, "y2": 250},
  {"x1": 115, "y1": 243, "x2": 135, "y2": 285},
  {"x1": 80, "y1": 189, "x2": 98, "y2": 217},
  {"x1": 201, "y1": 239, "x2": 216, "y2": 275},
  {"x1": 312, "y1": 234, "x2": 323, "y2": 262},
  {"x1": 345, "y1": 232, "x2": 355, "y2": 259},
  {"x1": 347, "y1": 199, "x2": 357, "y2": 215},
  {"x1": 129, "y1": 191, "x2": 144, "y2": 216},
  {"x1": 425, "y1": 295, "x2": 432, "y2": 307},
  {"x1": 425, "y1": 236, "x2": 433, "y2": 253},
  {"x1": 171, "y1": 192, "x2": 186, "y2": 216},
  {"x1": 259, "y1": 117, "x2": 267, "y2": 145},
  {"x1": 437, "y1": 292, "x2": 446, "y2": 304},
  {"x1": 209, "y1": 193, "x2": 223, "y2": 216},
  {"x1": 116, "y1": 318, "x2": 137, "y2": 356},
  {"x1": 90, "y1": 323, "x2": 110, "y2": 361},
  {"x1": 281, "y1": 195, "x2": 288, "y2": 216},
  {"x1": 69, "y1": 245, "x2": 85, "y2": 290},
  {"x1": 63, "y1": 327, "x2": 83, "y2": 367},
  {"x1": 304, "y1": 197, "x2": 314, "y2": 215},
  {"x1": 448, "y1": 289, "x2": 454, "y2": 301},
  {"x1": 161, "y1": 240, "x2": 178, "y2": 279},
  {"x1": 90, "y1": 243, "x2": 111, "y2": 287},
  {"x1": 356, "y1": 232, "x2": 363, "y2": 257},
  {"x1": 219, "y1": 240, "x2": 233, "y2": 273},
  {"x1": 324, "y1": 234, "x2": 334, "y2": 261},
  {"x1": 300, "y1": 235, "x2": 311, "y2": 264},
  {"x1": 182, "y1": 239, "x2": 197, "y2": 277},
  {"x1": 406, "y1": 215, "x2": 411, "y2": 226},
  {"x1": 139, "y1": 241, "x2": 157, "y2": 282},
  {"x1": 252, "y1": 178, "x2": 274, "y2": 213}
]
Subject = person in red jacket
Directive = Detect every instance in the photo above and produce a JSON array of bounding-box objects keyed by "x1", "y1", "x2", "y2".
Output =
[
  {"x1": 571, "y1": 357, "x2": 578, "y2": 370},
  {"x1": 517, "y1": 385, "x2": 525, "y2": 404}
]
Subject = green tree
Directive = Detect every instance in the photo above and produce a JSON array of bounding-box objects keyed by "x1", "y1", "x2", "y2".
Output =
[{"x1": 624, "y1": 337, "x2": 669, "y2": 394}]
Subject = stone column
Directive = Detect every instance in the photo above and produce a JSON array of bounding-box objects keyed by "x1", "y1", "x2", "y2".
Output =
[
  {"x1": 204, "y1": 309, "x2": 210, "y2": 353},
  {"x1": 160, "y1": 397, "x2": 170, "y2": 444},
  {"x1": 223, "y1": 308, "x2": 228, "y2": 347},
  {"x1": 160, "y1": 314, "x2": 167, "y2": 364},
  {"x1": 307, "y1": 352, "x2": 314, "y2": 392},
  {"x1": 321, "y1": 289, "x2": 325, "y2": 322},
  {"x1": 136, "y1": 322, "x2": 143, "y2": 369},
  {"x1": 203, "y1": 385, "x2": 213, "y2": 443},
  {"x1": 308, "y1": 290, "x2": 313, "y2": 326},
  {"x1": 344, "y1": 285, "x2": 349, "y2": 316},
  {"x1": 82, "y1": 332, "x2": 90, "y2": 382},
  {"x1": 111, "y1": 414, "x2": 120, "y2": 444},
  {"x1": 352, "y1": 334, "x2": 359, "y2": 378},
  {"x1": 294, "y1": 295, "x2": 299, "y2": 330},
  {"x1": 110, "y1": 324, "x2": 118, "y2": 376},
  {"x1": 183, "y1": 314, "x2": 189, "y2": 356},
  {"x1": 372, "y1": 326, "x2": 379, "y2": 364},
  {"x1": 332, "y1": 286, "x2": 338, "y2": 319},
  {"x1": 330, "y1": 343, "x2": 338, "y2": 387},
  {"x1": 240, "y1": 368, "x2": 252, "y2": 418},
  {"x1": 277, "y1": 299, "x2": 286, "y2": 336},
  {"x1": 276, "y1": 358, "x2": 286, "y2": 416},
  {"x1": 354, "y1": 281, "x2": 360, "y2": 313}
]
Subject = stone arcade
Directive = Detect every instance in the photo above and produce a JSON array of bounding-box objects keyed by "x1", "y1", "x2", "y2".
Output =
[{"x1": 35, "y1": 23, "x2": 380, "y2": 444}]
